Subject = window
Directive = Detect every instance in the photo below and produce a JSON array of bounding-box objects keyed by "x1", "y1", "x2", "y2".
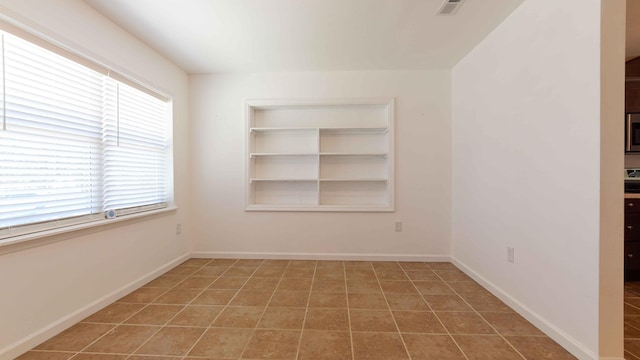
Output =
[{"x1": 0, "y1": 30, "x2": 170, "y2": 240}]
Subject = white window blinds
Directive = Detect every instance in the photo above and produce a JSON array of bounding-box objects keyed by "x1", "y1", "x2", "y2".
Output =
[{"x1": 0, "y1": 31, "x2": 169, "y2": 239}]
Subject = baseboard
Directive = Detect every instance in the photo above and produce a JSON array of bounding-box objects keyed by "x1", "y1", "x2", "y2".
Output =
[
  {"x1": 191, "y1": 251, "x2": 450, "y2": 262},
  {"x1": 1, "y1": 252, "x2": 190, "y2": 360},
  {"x1": 450, "y1": 257, "x2": 598, "y2": 360}
]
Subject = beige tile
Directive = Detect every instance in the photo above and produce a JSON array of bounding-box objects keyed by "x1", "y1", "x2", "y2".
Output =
[
  {"x1": 436, "y1": 312, "x2": 496, "y2": 335},
  {"x1": 85, "y1": 325, "x2": 159, "y2": 353},
  {"x1": 15, "y1": 351, "x2": 75, "y2": 360},
  {"x1": 258, "y1": 307, "x2": 306, "y2": 329},
  {"x1": 298, "y1": 330, "x2": 352, "y2": 360},
  {"x1": 352, "y1": 332, "x2": 409, "y2": 360},
  {"x1": 208, "y1": 258, "x2": 238, "y2": 266},
  {"x1": 350, "y1": 309, "x2": 397, "y2": 332},
  {"x1": 143, "y1": 275, "x2": 185, "y2": 288},
  {"x1": 314, "y1": 268, "x2": 345, "y2": 280},
  {"x1": 304, "y1": 308, "x2": 349, "y2": 331},
  {"x1": 412, "y1": 281, "x2": 455, "y2": 295},
  {"x1": 626, "y1": 350, "x2": 640, "y2": 360},
  {"x1": 312, "y1": 279, "x2": 346, "y2": 292},
  {"x1": 223, "y1": 266, "x2": 256, "y2": 277},
  {"x1": 229, "y1": 290, "x2": 273, "y2": 306},
  {"x1": 372, "y1": 262, "x2": 402, "y2": 271},
  {"x1": 253, "y1": 267, "x2": 286, "y2": 277},
  {"x1": 277, "y1": 278, "x2": 313, "y2": 291},
  {"x1": 405, "y1": 270, "x2": 439, "y2": 281},
  {"x1": 118, "y1": 287, "x2": 166, "y2": 303},
  {"x1": 241, "y1": 329, "x2": 300, "y2": 359},
  {"x1": 348, "y1": 292, "x2": 389, "y2": 310},
  {"x1": 35, "y1": 323, "x2": 114, "y2": 351},
  {"x1": 628, "y1": 316, "x2": 640, "y2": 330},
  {"x1": 288, "y1": 260, "x2": 316, "y2": 269},
  {"x1": 427, "y1": 262, "x2": 459, "y2": 270},
  {"x1": 208, "y1": 276, "x2": 248, "y2": 289},
  {"x1": 454, "y1": 335, "x2": 523, "y2": 360},
  {"x1": 344, "y1": 261, "x2": 373, "y2": 270},
  {"x1": 152, "y1": 289, "x2": 201, "y2": 305},
  {"x1": 435, "y1": 270, "x2": 472, "y2": 282},
  {"x1": 192, "y1": 266, "x2": 228, "y2": 277},
  {"x1": 375, "y1": 269, "x2": 409, "y2": 280},
  {"x1": 423, "y1": 295, "x2": 473, "y2": 312},
  {"x1": 481, "y1": 312, "x2": 544, "y2": 336},
  {"x1": 242, "y1": 277, "x2": 279, "y2": 291},
  {"x1": 398, "y1": 262, "x2": 430, "y2": 271},
  {"x1": 164, "y1": 266, "x2": 198, "y2": 277},
  {"x1": 345, "y1": 269, "x2": 377, "y2": 281},
  {"x1": 448, "y1": 281, "x2": 490, "y2": 296},
  {"x1": 460, "y1": 292, "x2": 513, "y2": 312},
  {"x1": 135, "y1": 327, "x2": 204, "y2": 356},
  {"x1": 188, "y1": 327, "x2": 252, "y2": 358},
  {"x1": 283, "y1": 267, "x2": 315, "y2": 278},
  {"x1": 385, "y1": 293, "x2": 430, "y2": 311},
  {"x1": 174, "y1": 277, "x2": 214, "y2": 289},
  {"x1": 124, "y1": 305, "x2": 183, "y2": 325},
  {"x1": 260, "y1": 260, "x2": 290, "y2": 268},
  {"x1": 83, "y1": 303, "x2": 145, "y2": 323},
  {"x1": 506, "y1": 336, "x2": 576, "y2": 359},
  {"x1": 346, "y1": 280, "x2": 383, "y2": 294},
  {"x1": 268, "y1": 290, "x2": 309, "y2": 307},
  {"x1": 180, "y1": 258, "x2": 212, "y2": 267},
  {"x1": 379, "y1": 280, "x2": 418, "y2": 294},
  {"x1": 402, "y1": 334, "x2": 465, "y2": 359},
  {"x1": 71, "y1": 355, "x2": 129, "y2": 360},
  {"x1": 316, "y1": 261, "x2": 344, "y2": 269},
  {"x1": 212, "y1": 306, "x2": 264, "y2": 328},
  {"x1": 308, "y1": 292, "x2": 347, "y2": 308},
  {"x1": 191, "y1": 289, "x2": 237, "y2": 305},
  {"x1": 231, "y1": 259, "x2": 262, "y2": 266},
  {"x1": 128, "y1": 356, "x2": 179, "y2": 360},
  {"x1": 393, "y1": 311, "x2": 447, "y2": 334},
  {"x1": 168, "y1": 305, "x2": 223, "y2": 327}
]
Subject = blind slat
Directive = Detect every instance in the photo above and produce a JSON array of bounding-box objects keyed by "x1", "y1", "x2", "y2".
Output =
[{"x1": 0, "y1": 31, "x2": 169, "y2": 236}]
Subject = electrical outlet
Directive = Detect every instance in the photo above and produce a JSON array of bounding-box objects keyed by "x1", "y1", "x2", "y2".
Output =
[
  {"x1": 395, "y1": 221, "x2": 403, "y2": 232},
  {"x1": 507, "y1": 247, "x2": 514, "y2": 263},
  {"x1": 176, "y1": 223, "x2": 182, "y2": 235}
]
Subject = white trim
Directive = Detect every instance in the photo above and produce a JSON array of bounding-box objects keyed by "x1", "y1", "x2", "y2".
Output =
[
  {"x1": 0, "y1": 252, "x2": 190, "y2": 360},
  {"x1": 191, "y1": 251, "x2": 450, "y2": 262},
  {"x1": 451, "y1": 256, "x2": 598, "y2": 360},
  {"x1": 0, "y1": 207, "x2": 177, "y2": 256}
]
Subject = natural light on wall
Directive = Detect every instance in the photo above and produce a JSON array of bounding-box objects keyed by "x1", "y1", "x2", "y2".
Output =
[{"x1": 0, "y1": 29, "x2": 171, "y2": 241}]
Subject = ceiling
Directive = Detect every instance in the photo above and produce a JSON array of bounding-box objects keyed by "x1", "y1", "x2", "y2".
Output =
[{"x1": 83, "y1": 0, "x2": 525, "y2": 74}]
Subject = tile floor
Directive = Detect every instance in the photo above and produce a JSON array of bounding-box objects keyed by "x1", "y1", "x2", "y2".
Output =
[
  {"x1": 18, "y1": 259, "x2": 576, "y2": 359},
  {"x1": 626, "y1": 282, "x2": 640, "y2": 359}
]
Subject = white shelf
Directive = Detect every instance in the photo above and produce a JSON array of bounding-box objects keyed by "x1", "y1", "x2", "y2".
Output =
[
  {"x1": 250, "y1": 153, "x2": 317, "y2": 157},
  {"x1": 246, "y1": 98, "x2": 394, "y2": 212},
  {"x1": 250, "y1": 178, "x2": 317, "y2": 183}
]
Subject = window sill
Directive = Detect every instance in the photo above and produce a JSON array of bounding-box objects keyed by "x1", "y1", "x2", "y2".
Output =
[{"x1": 0, "y1": 206, "x2": 178, "y2": 255}]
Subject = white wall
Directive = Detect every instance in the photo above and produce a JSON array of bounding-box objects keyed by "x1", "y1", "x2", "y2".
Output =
[
  {"x1": 452, "y1": 0, "x2": 622, "y2": 359},
  {"x1": 0, "y1": 1, "x2": 191, "y2": 358},
  {"x1": 190, "y1": 71, "x2": 451, "y2": 260}
]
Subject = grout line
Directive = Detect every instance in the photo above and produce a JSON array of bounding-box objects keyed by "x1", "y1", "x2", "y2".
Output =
[
  {"x1": 292, "y1": 261, "x2": 317, "y2": 360},
  {"x1": 70, "y1": 259, "x2": 214, "y2": 360},
  {"x1": 372, "y1": 262, "x2": 413, "y2": 360},
  {"x1": 429, "y1": 264, "x2": 529, "y2": 360},
  {"x1": 401, "y1": 263, "x2": 471, "y2": 360},
  {"x1": 342, "y1": 262, "x2": 356, "y2": 360}
]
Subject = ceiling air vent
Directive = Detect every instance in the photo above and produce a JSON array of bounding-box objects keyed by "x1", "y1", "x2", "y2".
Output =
[{"x1": 436, "y1": 0, "x2": 465, "y2": 16}]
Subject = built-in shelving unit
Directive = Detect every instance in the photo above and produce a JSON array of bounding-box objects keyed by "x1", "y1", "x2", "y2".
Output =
[{"x1": 246, "y1": 98, "x2": 394, "y2": 212}]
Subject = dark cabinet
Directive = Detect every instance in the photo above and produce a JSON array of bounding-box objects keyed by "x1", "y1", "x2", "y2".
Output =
[{"x1": 625, "y1": 199, "x2": 640, "y2": 280}]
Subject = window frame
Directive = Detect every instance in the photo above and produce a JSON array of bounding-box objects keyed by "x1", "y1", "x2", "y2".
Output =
[{"x1": 0, "y1": 19, "x2": 175, "y2": 247}]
